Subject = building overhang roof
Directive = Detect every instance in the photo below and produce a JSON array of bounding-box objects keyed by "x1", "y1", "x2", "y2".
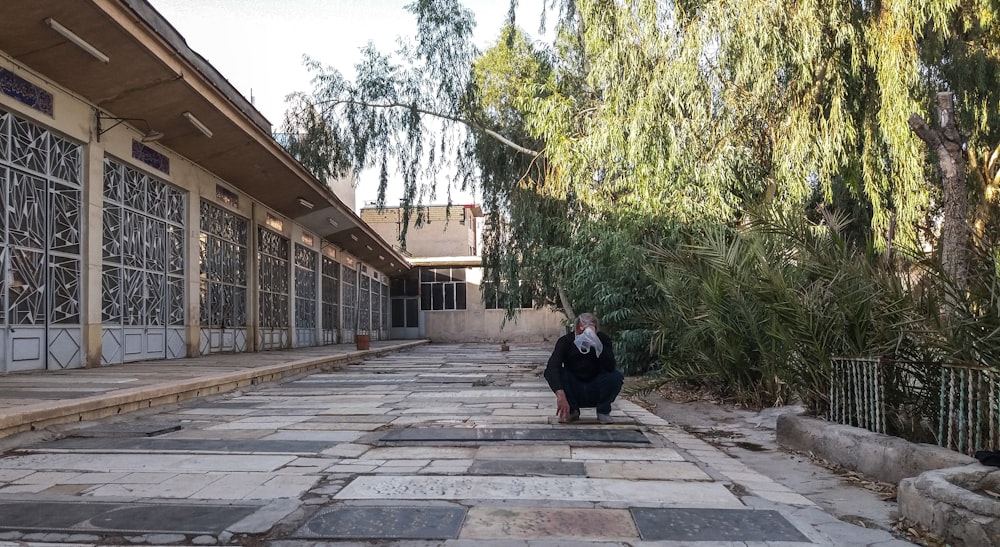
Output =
[
  {"x1": 407, "y1": 256, "x2": 482, "y2": 268},
  {"x1": 0, "y1": 0, "x2": 409, "y2": 275}
]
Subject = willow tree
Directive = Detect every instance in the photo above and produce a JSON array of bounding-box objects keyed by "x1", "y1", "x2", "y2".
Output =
[
  {"x1": 564, "y1": 0, "x2": 1000, "y2": 269},
  {"x1": 280, "y1": 0, "x2": 1000, "y2": 318},
  {"x1": 281, "y1": 1, "x2": 591, "y2": 318}
]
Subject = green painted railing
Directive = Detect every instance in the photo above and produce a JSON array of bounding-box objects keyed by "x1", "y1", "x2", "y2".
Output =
[{"x1": 830, "y1": 357, "x2": 999, "y2": 456}]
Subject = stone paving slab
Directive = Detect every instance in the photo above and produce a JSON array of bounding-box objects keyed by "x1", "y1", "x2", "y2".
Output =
[
  {"x1": 585, "y1": 461, "x2": 712, "y2": 480},
  {"x1": 280, "y1": 379, "x2": 417, "y2": 386},
  {"x1": 66, "y1": 421, "x2": 183, "y2": 438},
  {"x1": 631, "y1": 507, "x2": 811, "y2": 542},
  {"x1": 190, "y1": 401, "x2": 263, "y2": 409},
  {"x1": 380, "y1": 427, "x2": 650, "y2": 444},
  {"x1": 359, "y1": 447, "x2": 479, "y2": 460},
  {"x1": 475, "y1": 445, "x2": 571, "y2": 460},
  {"x1": 31, "y1": 437, "x2": 334, "y2": 454},
  {"x1": 334, "y1": 475, "x2": 745, "y2": 506},
  {"x1": 0, "y1": 500, "x2": 259, "y2": 534},
  {"x1": 469, "y1": 459, "x2": 587, "y2": 476},
  {"x1": 461, "y1": 506, "x2": 639, "y2": 540},
  {"x1": 295, "y1": 505, "x2": 467, "y2": 539},
  {"x1": 0, "y1": 342, "x2": 921, "y2": 545},
  {"x1": 570, "y1": 446, "x2": 684, "y2": 461},
  {"x1": 0, "y1": 453, "x2": 295, "y2": 472}
]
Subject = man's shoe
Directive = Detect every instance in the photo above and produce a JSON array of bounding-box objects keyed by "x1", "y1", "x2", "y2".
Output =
[
  {"x1": 560, "y1": 409, "x2": 580, "y2": 423},
  {"x1": 597, "y1": 413, "x2": 614, "y2": 424}
]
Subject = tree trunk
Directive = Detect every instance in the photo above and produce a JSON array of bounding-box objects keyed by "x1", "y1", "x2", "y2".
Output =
[
  {"x1": 558, "y1": 285, "x2": 575, "y2": 322},
  {"x1": 908, "y1": 92, "x2": 969, "y2": 293}
]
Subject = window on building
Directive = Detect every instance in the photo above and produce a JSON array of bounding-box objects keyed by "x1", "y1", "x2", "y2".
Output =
[
  {"x1": 419, "y1": 267, "x2": 467, "y2": 310},
  {"x1": 483, "y1": 280, "x2": 534, "y2": 310}
]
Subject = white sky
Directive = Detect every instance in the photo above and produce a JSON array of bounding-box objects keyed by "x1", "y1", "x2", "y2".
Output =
[{"x1": 148, "y1": 0, "x2": 551, "y2": 210}]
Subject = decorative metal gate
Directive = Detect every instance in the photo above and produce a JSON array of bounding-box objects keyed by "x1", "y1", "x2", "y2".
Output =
[
  {"x1": 198, "y1": 201, "x2": 248, "y2": 354},
  {"x1": 101, "y1": 158, "x2": 186, "y2": 364},
  {"x1": 320, "y1": 255, "x2": 339, "y2": 344},
  {"x1": 257, "y1": 226, "x2": 289, "y2": 350},
  {"x1": 381, "y1": 280, "x2": 389, "y2": 339},
  {"x1": 294, "y1": 243, "x2": 317, "y2": 347},
  {"x1": 0, "y1": 109, "x2": 83, "y2": 372},
  {"x1": 370, "y1": 276, "x2": 381, "y2": 341},
  {"x1": 359, "y1": 274, "x2": 371, "y2": 335},
  {"x1": 342, "y1": 265, "x2": 356, "y2": 342}
]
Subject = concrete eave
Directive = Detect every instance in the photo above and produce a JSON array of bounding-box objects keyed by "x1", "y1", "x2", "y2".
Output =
[{"x1": 407, "y1": 256, "x2": 482, "y2": 268}]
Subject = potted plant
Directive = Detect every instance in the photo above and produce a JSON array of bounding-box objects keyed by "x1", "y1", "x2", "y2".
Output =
[{"x1": 355, "y1": 329, "x2": 371, "y2": 350}]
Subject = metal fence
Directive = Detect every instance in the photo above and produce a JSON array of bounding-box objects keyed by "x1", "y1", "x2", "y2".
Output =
[{"x1": 830, "y1": 356, "x2": 1000, "y2": 456}]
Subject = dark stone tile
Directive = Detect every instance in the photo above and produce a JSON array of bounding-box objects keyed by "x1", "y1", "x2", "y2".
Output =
[
  {"x1": 414, "y1": 377, "x2": 490, "y2": 383},
  {"x1": 38, "y1": 437, "x2": 333, "y2": 453},
  {"x1": 469, "y1": 459, "x2": 586, "y2": 476},
  {"x1": 631, "y1": 508, "x2": 809, "y2": 542},
  {"x1": 88, "y1": 504, "x2": 258, "y2": 534},
  {"x1": 380, "y1": 427, "x2": 649, "y2": 444},
  {"x1": 248, "y1": 408, "x2": 325, "y2": 416},
  {"x1": 380, "y1": 428, "x2": 476, "y2": 442},
  {"x1": 284, "y1": 378, "x2": 414, "y2": 386},
  {"x1": 70, "y1": 422, "x2": 182, "y2": 438},
  {"x1": 0, "y1": 501, "x2": 257, "y2": 535},
  {"x1": 190, "y1": 402, "x2": 263, "y2": 408},
  {"x1": 305, "y1": 415, "x2": 395, "y2": 423},
  {"x1": 296, "y1": 506, "x2": 466, "y2": 539},
  {"x1": 482, "y1": 428, "x2": 650, "y2": 443},
  {"x1": 0, "y1": 501, "x2": 118, "y2": 529}
]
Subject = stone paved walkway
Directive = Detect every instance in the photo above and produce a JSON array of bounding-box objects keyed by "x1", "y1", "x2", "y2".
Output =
[{"x1": 0, "y1": 343, "x2": 915, "y2": 545}]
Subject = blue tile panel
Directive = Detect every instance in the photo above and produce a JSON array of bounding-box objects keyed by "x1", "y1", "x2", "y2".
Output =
[
  {"x1": 0, "y1": 69, "x2": 54, "y2": 116},
  {"x1": 132, "y1": 139, "x2": 169, "y2": 174}
]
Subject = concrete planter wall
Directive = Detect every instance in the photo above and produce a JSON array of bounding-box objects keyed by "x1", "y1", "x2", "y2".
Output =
[
  {"x1": 776, "y1": 414, "x2": 997, "y2": 546},
  {"x1": 898, "y1": 466, "x2": 1000, "y2": 546},
  {"x1": 776, "y1": 414, "x2": 975, "y2": 484}
]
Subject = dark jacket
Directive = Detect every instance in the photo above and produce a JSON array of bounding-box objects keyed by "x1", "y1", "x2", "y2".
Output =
[{"x1": 544, "y1": 331, "x2": 616, "y2": 392}]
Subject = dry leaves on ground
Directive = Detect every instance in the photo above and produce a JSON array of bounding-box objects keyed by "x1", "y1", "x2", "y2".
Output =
[{"x1": 892, "y1": 517, "x2": 949, "y2": 547}]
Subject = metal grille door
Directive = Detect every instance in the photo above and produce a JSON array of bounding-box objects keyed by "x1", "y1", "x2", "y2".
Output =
[
  {"x1": 359, "y1": 275, "x2": 371, "y2": 334},
  {"x1": 199, "y1": 201, "x2": 248, "y2": 354},
  {"x1": 381, "y1": 281, "x2": 389, "y2": 338},
  {"x1": 257, "y1": 227, "x2": 289, "y2": 350},
  {"x1": 0, "y1": 109, "x2": 83, "y2": 372},
  {"x1": 342, "y1": 266, "x2": 356, "y2": 342},
  {"x1": 320, "y1": 256, "x2": 339, "y2": 344},
  {"x1": 101, "y1": 158, "x2": 186, "y2": 364},
  {"x1": 369, "y1": 277, "x2": 381, "y2": 341},
  {"x1": 293, "y1": 243, "x2": 317, "y2": 347}
]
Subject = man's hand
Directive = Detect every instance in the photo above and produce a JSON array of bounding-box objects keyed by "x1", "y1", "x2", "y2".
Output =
[{"x1": 555, "y1": 390, "x2": 570, "y2": 420}]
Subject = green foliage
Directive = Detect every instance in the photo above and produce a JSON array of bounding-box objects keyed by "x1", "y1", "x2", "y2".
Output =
[
  {"x1": 640, "y1": 209, "x2": 927, "y2": 409},
  {"x1": 560, "y1": 0, "x2": 1000, "y2": 252},
  {"x1": 277, "y1": 1, "x2": 1000, "y2": 418}
]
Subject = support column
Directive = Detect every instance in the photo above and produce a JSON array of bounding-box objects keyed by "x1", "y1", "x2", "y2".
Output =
[
  {"x1": 82, "y1": 140, "x2": 105, "y2": 368},
  {"x1": 184, "y1": 192, "x2": 201, "y2": 357}
]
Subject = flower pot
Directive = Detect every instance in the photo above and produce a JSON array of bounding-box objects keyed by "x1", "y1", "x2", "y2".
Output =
[{"x1": 355, "y1": 333, "x2": 371, "y2": 350}]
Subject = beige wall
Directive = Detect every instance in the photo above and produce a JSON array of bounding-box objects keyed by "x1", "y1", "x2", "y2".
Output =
[
  {"x1": 423, "y1": 307, "x2": 566, "y2": 343},
  {"x1": 362, "y1": 205, "x2": 477, "y2": 257},
  {"x1": 328, "y1": 171, "x2": 356, "y2": 213}
]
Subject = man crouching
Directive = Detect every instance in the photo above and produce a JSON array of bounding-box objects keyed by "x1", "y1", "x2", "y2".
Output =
[{"x1": 544, "y1": 313, "x2": 624, "y2": 424}]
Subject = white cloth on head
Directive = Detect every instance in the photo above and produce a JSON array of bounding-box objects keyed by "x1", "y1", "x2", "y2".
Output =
[{"x1": 574, "y1": 327, "x2": 603, "y2": 357}]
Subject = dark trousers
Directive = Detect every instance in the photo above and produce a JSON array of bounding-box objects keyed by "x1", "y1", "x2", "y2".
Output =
[{"x1": 547, "y1": 368, "x2": 624, "y2": 415}]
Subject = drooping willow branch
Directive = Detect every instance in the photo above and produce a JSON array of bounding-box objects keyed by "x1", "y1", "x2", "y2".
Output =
[{"x1": 308, "y1": 98, "x2": 543, "y2": 158}]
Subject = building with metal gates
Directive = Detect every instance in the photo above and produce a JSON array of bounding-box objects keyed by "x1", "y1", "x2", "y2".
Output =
[{"x1": 0, "y1": 1, "x2": 408, "y2": 373}]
